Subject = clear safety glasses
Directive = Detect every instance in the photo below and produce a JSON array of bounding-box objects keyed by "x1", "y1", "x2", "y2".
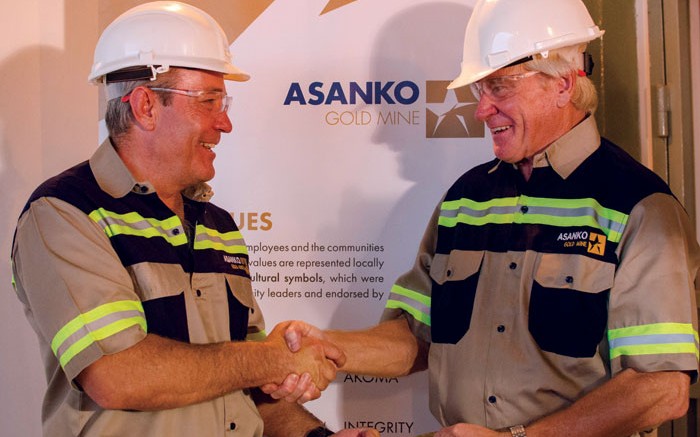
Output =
[
  {"x1": 470, "y1": 71, "x2": 541, "y2": 101},
  {"x1": 148, "y1": 87, "x2": 232, "y2": 114}
]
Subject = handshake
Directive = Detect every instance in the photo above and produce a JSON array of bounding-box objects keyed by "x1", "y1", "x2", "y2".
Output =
[
  {"x1": 261, "y1": 320, "x2": 339, "y2": 404},
  {"x1": 260, "y1": 320, "x2": 383, "y2": 437}
]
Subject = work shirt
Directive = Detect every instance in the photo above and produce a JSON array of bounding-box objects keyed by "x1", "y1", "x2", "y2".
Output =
[
  {"x1": 382, "y1": 116, "x2": 700, "y2": 430},
  {"x1": 11, "y1": 140, "x2": 265, "y2": 436}
]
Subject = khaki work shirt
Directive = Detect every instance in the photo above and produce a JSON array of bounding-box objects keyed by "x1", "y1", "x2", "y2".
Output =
[
  {"x1": 12, "y1": 140, "x2": 265, "y2": 436},
  {"x1": 383, "y1": 117, "x2": 700, "y2": 432}
]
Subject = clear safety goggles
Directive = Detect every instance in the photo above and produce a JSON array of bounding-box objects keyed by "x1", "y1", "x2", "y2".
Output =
[
  {"x1": 469, "y1": 71, "x2": 540, "y2": 101},
  {"x1": 136, "y1": 87, "x2": 232, "y2": 113}
]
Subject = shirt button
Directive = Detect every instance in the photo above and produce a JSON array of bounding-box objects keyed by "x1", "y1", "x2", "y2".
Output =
[
  {"x1": 230, "y1": 422, "x2": 236, "y2": 430},
  {"x1": 509, "y1": 262, "x2": 517, "y2": 270},
  {"x1": 566, "y1": 276, "x2": 574, "y2": 284},
  {"x1": 196, "y1": 289, "x2": 202, "y2": 297},
  {"x1": 488, "y1": 395, "x2": 497, "y2": 404},
  {"x1": 172, "y1": 228, "x2": 180, "y2": 235},
  {"x1": 446, "y1": 269, "x2": 452, "y2": 278},
  {"x1": 520, "y1": 205, "x2": 529, "y2": 213},
  {"x1": 497, "y1": 325, "x2": 506, "y2": 333},
  {"x1": 139, "y1": 185, "x2": 149, "y2": 193}
]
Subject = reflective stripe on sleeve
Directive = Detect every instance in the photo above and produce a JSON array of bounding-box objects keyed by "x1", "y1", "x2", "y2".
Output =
[
  {"x1": 439, "y1": 195, "x2": 629, "y2": 243},
  {"x1": 608, "y1": 323, "x2": 700, "y2": 360},
  {"x1": 51, "y1": 300, "x2": 147, "y2": 369},
  {"x1": 89, "y1": 208, "x2": 187, "y2": 246},
  {"x1": 193, "y1": 225, "x2": 248, "y2": 255},
  {"x1": 385, "y1": 284, "x2": 431, "y2": 326},
  {"x1": 246, "y1": 330, "x2": 267, "y2": 342}
]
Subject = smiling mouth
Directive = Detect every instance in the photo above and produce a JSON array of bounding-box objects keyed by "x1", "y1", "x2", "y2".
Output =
[
  {"x1": 201, "y1": 142, "x2": 216, "y2": 150},
  {"x1": 492, "y1": 126, "x2": 511, "y2": 134}
]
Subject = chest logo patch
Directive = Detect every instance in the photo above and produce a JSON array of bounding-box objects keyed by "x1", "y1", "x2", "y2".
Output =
[
  {"x1": 557, "y1": 230, "x2": 607, "y2": 256},
  {"x1": 224, "y1": 255, "x2": 250, "y2": 276},
  {"x1": 587, "y1": 232, "x2": 606, "y2": 256}
]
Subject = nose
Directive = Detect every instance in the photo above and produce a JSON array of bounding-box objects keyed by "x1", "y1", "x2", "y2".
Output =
[
  {"x1": 474, "y1": 94, "x2": 498, "y2": 122},
  {"x1": 216, "y1": 110, "x2": 233, "y2": 133}
]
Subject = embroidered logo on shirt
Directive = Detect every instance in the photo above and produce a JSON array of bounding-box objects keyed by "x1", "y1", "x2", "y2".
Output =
[
  {"x1": 587, "y1": 232, "x2": 606, "y2": 256},
  {"x1": 557, "y1": 230, "x2": 607, "y2": 256},
  {"x1": 224, "y1": 255, "x2": 250, "y2": 276}
]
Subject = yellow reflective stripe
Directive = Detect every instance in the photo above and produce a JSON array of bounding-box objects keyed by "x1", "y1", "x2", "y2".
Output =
[
  {"x1": 386, "y1": 300, "x2": 431, "y2": 326},
  {"x1": 439, "y1": 195, "x2": 628, "y2": 243},
  {"x1": 441, "y1": 197, "x2": 516, "y2": 211},
  {"x1": 608, "y1": 322, "x2": 697, "y2": 340},
  {"x1": 193, "y1": 225, "x2": 248, "y2": 255},
  {"x1": 386, "y1": 284, "x2": 431, "y2": 326},
  {"x1": 390, "y1": 284, "x2": 431, "y2": 307},
  {"x1": 608, "y1": 323, "x2": 699, "y2": 359},
  {"x1": 609, "y1": 343, "x2": 699, "y2": 360},
  {"x1": 58, "y1": 317, "x2": 147, "y2": 369},
  {"x1": 88, "y1": 208, "x2": 186, "y2": 246},
  {"x1": 51, "y1": 300, "x2": 146, "y2": 368},
  {"x1": 246, "y1": 330, "x2": 267, "y2": 342}
]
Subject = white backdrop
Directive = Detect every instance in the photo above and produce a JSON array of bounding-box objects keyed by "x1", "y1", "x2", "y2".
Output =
[{"x1": 212, "y1": 1, "x2": 493, "y2": 434}]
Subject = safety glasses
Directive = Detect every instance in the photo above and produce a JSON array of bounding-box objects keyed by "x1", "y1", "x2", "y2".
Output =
[
  {"x1": 470, "y1": 71, "x2": 541, "y2": 101},
  {"x1": 148, "y1": 87, "x2": 232, "y2": 113}
]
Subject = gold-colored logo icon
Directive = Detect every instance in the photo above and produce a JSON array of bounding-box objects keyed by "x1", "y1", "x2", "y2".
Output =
[
  {"x1": 587, "y1": 232, "x2": 606, "y2": 256},
  {"x1": 425, "y1": 81, "x2": 484, "y2": 138}
]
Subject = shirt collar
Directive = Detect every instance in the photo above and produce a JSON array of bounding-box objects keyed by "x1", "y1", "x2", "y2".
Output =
[
  {"x1": 488, "y1": 116, "x2": 601, "y2": 178},
  {"x1": 89, "y1": 138, "x2": 214, "y2": 202}
]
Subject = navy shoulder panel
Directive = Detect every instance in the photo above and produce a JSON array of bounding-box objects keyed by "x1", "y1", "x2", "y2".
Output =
[
  {"x1": 20, "y1": 160, "x2": 94, "y2": 216},
  {"x1": 572, "y1": 138, "x2": 673, "y2": 212}
]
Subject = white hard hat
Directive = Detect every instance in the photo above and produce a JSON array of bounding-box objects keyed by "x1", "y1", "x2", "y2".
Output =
[
  {"x1": 448, "y1": 0, "x2": 604, "y2": 89},
  {"x1": 89, "y1": 1, "x2": 249, "y2": 84}
]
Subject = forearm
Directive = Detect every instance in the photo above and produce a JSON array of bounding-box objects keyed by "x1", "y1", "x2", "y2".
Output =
[
  {"x1": 326, "y1": 318, "x2": 428, "y2": 377},
  {"x1": 78, "y1": 333, "x2": 317, "y2": 410},
  {"x1": 253, "y1": 389, "x2": 325, "y2": 437},
  {"x1": 525, "y1": 369, "x2": 690, "y2": 437}
]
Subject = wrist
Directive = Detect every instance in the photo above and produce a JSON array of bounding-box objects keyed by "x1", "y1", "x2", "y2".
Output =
[{"x1": 509, "y1": 425, "x2": 527, "y2": 437}]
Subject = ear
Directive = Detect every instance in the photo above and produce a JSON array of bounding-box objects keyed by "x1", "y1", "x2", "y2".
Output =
[
  {"x1": 128, "y1": 87, "x2": 158, "y2": 131},
  {"x1": 555, "y1": 71, "x2": 577, "y2": 108}
]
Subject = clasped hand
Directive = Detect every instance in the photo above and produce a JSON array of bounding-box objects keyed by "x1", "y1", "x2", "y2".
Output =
[
  {"x1": 263, "y1": 320, "x2": 329, "y2": 403},
  {"x1": 265, "y1": 320, "x2": 340, "y2": 402}
]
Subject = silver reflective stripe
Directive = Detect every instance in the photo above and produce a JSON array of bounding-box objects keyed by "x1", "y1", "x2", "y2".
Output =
[{"x1": 386, "y1": 284, "x2": 431, "y2": 326}]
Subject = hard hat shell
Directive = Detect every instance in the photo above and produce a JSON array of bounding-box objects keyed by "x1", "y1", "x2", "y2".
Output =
[
  {"x1": 448, "y1": 0, "x2": 604, "y2": 89},
  {"x1": 89, "y1": 1, "x2": 249, "y2": 83}
]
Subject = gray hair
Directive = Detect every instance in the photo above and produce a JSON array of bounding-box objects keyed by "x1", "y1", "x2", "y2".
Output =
[
  {"x1": 104, "y1": 70, "x2": 179, "y2": 140},
  {"x1": 525, "y1": 44, "x2": 598, "y2": 114}
]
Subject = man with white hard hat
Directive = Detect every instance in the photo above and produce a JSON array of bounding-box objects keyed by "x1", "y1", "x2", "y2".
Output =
[
  {"x1": 268, "y1": 0, "x2": 700, "y2": 436},
  {"x1": 10, "y1": 2, "x2": 379, "y2": 436}
]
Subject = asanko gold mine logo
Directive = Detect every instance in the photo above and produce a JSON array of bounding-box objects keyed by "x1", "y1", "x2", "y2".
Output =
[
  {"x1": 557, "y1": 230, "x2": 607, "y2": 256},
  {"x1": 425, "y1": 80, "x2": 484, "y2": 138},
  {"x1": 283, "y1": 80, "x2": 484, "y2": 139}
]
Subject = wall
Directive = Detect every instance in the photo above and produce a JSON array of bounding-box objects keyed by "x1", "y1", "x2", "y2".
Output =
[{"x1": 0, "y1": 1, "x2": 97, "y2": 436}]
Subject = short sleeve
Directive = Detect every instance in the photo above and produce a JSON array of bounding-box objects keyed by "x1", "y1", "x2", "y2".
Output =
[
  {"x1": 607, "y1": 193, "x2": 700, "y2": 380},
  {"x1": 12, "y1": 196, "x2": 147, "y2": 381},
  {"x1": 380, "y1": 201, "x2": 442, "y2": 344}
]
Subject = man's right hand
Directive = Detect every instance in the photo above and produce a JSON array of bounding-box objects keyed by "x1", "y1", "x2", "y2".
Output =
[
  {"x1": 281, "y1": 320, "x2": 326, "y2": 353},
  {"x1": 265, "y1": 321, "x2": 340, "y2": 399},
  {"x1": 262, "y1": 320, "x2": 328, "y2": 403}
]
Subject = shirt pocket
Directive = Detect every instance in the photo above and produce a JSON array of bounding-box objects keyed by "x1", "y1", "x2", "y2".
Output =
[
  {"x1": 225, "y1": 274, "x2": 255, "y2": 341},
  {"x1": 129, "y1": 263, "x2": 190, "y2": 342},
  {"x1": 429, "y1": 250, "x2": 484, "y2": 344},
  {"x1": 529, "y1": 253, "x2": 614, "y2": 358}
]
